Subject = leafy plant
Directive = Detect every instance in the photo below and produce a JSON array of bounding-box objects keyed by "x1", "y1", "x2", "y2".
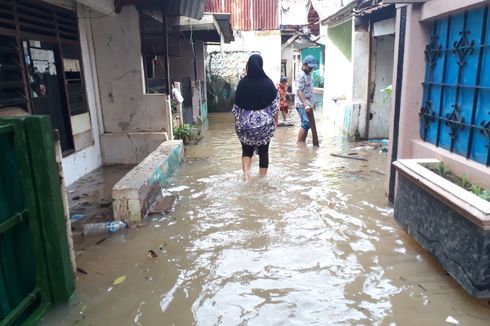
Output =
[
  {"x1": 173, "y1": 124, "x2": 193, "y2": 142},
  {"x1": 481, "y1": 190, "x2": 490, "y2": 201},
  {"x1": 436, "y1": 162, "x2": 449, "y2": 177},
  {"x1": 381, "y1": 85, "x2": 393, "y2": 103},
  {"x1": 460, "y1": 173, "x2": 471, "y2": 190},
  {"x1": 470, "y1": 184, "x2": 483, "y2": 196}
]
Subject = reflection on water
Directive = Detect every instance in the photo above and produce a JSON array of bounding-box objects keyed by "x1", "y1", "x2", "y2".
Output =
[{"x1": 41, "y1": 111, "x2": 490, "y2": 325}]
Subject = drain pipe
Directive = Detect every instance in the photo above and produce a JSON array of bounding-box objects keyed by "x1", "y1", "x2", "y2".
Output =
[{"x1": 388, "y1": 6, "x2": 407, "y2": 204}]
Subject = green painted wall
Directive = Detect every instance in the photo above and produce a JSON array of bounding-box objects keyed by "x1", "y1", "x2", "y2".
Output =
[
  {"x1": 301, "y1": 46, "x2": 325, "y2": 88},
  {"x1": 328, "y1": 20, "x2": 352, "y2": 62}
]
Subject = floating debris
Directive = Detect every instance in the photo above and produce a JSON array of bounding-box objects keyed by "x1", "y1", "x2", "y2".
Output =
[
  {"x1": 113, "y1": 275, "x2": 127, "y2": 285},
  {"x1": 147, "y1": 250, "x2": 158, "y2": 258},
  {"x1": 331, "y1": 153, "x2": 368, "y2": 161},
  {"x1": 76, "y1": 267, "x2": 88, "y2": 275}
]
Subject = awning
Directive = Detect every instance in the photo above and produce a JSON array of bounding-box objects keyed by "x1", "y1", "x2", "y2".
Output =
[
  {"x1": 170, "y1": 13, "x2": 234, "y2": 43},
  {"x1": 115, "y1": 0, "x2": 206, "y2": 20}
]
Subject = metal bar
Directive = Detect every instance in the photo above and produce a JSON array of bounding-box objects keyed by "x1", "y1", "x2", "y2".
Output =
[
  {"x1": 423, "y1": 21, "x2": 438, "y2": 141},
  {"x1": 436, "y1": 15, "x2": 451, "y2": 147},
  {"x1": 1, "y1": 288, "x2": 40, "y2": 326},
  {"x1": 0, "y1": 210, "x2": 26, "y2": 235},
  {"x1": 388, "y1": 6, "x2": 407, "y2": 205},
  {"x1": 450, "y1": 11, "x2": 468, "y2": 152},
  {"x1": 467, "y1": 6, "x2": 488, "y2": 159},
  {"x1": 422, "y1": 82, "x2": 490, "y2": 90}
]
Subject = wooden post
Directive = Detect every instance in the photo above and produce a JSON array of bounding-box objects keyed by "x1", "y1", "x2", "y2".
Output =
[{"x1": 307, "y1": 108, "x2": 319, "y2": 147}]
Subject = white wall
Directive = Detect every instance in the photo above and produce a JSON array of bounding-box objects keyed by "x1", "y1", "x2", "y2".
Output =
[
  {"x1": 90, "y1": 6, "x2": 170, "y2": 164},
  {"x1": 322, "y1": 20, "x2": 353, "y2": 134},
  {"x1": 368, "y1": 35, "x2": 395, "y2": 139},
  {"x1": 61, "y1": 4, "x2": 103, "y2": 186},
  {"x1": 352, "y1": 24, "x2": 370, "y2": 139},
  {"x1": 281, "y1": 45, "x2": 295, "y2": 85},
  {"x1": 208, "y1": 30, "x2": 282, "y2": 84},
  {"x1": 75, "y1": 0, "x2": 113, "y2": 14}
]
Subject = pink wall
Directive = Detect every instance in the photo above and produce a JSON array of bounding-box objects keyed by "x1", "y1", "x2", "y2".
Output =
[{"x1": 387, "y1": 1, "x2": 490, "y2": 195}]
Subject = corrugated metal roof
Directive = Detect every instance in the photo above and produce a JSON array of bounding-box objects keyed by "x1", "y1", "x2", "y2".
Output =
[
  {"x1": 205, "y1": 0, "x2": 278, "y2": 31},
  {"x1": 253, "y1": 0, "x2": 278, "y2": 30}
]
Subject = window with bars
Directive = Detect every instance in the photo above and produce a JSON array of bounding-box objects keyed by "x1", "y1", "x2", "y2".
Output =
[{"x1": 420, "y1": 6, "x2": 490, "y2": 166}]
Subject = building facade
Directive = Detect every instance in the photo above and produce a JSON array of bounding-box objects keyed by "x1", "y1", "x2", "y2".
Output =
[
  {"x1": 0, "y1": 0, "x2": 228, "y2": 186},
  {"x1": 387, "y1": 0, "x2": 490, "y2": 201}
]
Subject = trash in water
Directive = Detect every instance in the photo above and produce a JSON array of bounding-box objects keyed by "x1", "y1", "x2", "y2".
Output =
[
  {"x1": 113, "y1": 275, "x2": 127, "y2": 285},
  {"x1": 147, "y1": 250, "x2": 158, "y2": 258},
  {"x1": 70, "y1": 214, "x2": 85, "y2": 222},
  {"x1": 76, "y1": 267, "x2": 88, "y2": 275},
  {"x1": 445, "y1": 316, "x2": 459, "y2": 324},
  {"x1": 95, "y1": 237, "x2": 108, "y2": 245},
  {"x1": 83, "y1": 221, "x2": 127, "y2": 236}
]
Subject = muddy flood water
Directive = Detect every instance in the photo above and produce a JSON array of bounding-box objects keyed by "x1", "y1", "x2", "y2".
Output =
[{"x1": 41, "y1": 111, "x2": 490, "y2": 325}]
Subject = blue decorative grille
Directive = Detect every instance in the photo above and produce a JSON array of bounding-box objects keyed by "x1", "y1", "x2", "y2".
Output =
[{"x1": 420, "y1": 6, "x2": 490, "y2": 166}]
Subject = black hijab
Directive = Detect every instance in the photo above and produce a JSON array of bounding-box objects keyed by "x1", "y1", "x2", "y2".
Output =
[{"x1": 234, "y1": 54, "x2": 278, "y2": 111}]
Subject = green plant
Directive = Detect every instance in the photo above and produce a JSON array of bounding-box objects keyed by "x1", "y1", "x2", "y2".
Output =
[
  {"x1": 381, "y1": 85, "x2": 392, "y2": 103},
  {"x1": 436, "y1": 162, "x2": 449, "y2": 177},
  {"x1": 470, "y1": 184, "x2": 483, "y2": 196},
  {"x1": 481, "y1": 190, "x2": 490, "y2": 201},
  {"x1": 173, "y1": 124, "x2": 193, "y2": 142},
  {"x1": 460, "y1": 173, "x2": 471, "y2": 190}
]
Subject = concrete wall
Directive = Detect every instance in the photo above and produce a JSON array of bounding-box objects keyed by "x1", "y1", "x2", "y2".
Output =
[
  {"x1": 208, "y1": 30, "x2": 282, "y2": 84},
  {"x1": 386, "y1": 1, "x2": 490, "y2": 195},
  {"x1": 206, "y1": 30, "x2": 281, "y2": 112},
  {"x1": 61, "y1": 4, "x2": 103, "y2": 186},
  {"x1": 368, "y1": 34, "x2": 394, "y2": 139},
  {"x1": 352, "y1": 23, "x2": 370, "y2": 139},
  {"x1": 322, "y1": 19, "x2": 353, "y2": 135},
  {"x1": 91, "y1": 6, "x2": 170, "y2": 165},
  {"x1": 281, "y1": 44, "x2": 295, "y2": 85}
]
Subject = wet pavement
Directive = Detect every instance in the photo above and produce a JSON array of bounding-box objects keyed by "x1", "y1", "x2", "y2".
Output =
[
  {"x1": 41, "y1": 111, "x2": 490, "y2": 325},
  {"x1": 66, "y1": 164, "x2": 134, "y2": 246}
]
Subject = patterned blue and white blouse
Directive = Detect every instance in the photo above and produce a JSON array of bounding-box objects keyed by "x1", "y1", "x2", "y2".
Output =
[{"x1": 231, "y1": 98, "x2": 278, "y2": 146}]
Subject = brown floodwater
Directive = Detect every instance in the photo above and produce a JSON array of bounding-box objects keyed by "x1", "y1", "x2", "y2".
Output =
[{"x1": 41, "y1": 112, "x2": 490, "y2": 325}]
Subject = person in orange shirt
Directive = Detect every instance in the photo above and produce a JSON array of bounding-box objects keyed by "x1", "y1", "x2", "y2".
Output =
[{"x1": 277, "y1": 76, "x2": 289, "y2": 123}]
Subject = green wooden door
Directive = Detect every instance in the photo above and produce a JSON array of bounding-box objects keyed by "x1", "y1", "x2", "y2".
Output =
[
  {"x1": 0, "y1": 124, "x2": 50, "y2": 325},
  {"x1": 0, "y1": 116, "x2": 74, "y2": 325}
]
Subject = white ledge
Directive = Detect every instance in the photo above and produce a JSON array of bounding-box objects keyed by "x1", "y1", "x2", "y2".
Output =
[{"x1": 394, "y1": 159, "x2": 490, "y2": 230}]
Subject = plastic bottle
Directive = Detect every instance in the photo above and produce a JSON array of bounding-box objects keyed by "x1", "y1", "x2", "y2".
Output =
[{"x1": 83, "y1": 221, "x2": 127, "y2": 236}]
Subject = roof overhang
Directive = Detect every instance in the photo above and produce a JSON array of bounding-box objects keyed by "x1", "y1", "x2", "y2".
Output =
[
  {"x1": 115, "y1": 0, "x2": 206, "y2": 19},
  {"x1": 170, "y1": 13, "x2": 234, "y2": 43},
  {"x1": 321, "y1": 0, "x2": 359, "y2": 27},
  {"x1": 383, "y1": 0, "x2": 428, "y2": 3}
]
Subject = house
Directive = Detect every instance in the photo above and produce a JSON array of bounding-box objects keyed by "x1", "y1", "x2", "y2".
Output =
[
  {"x1": 280, "y1": 0, "x2": 325, "y2": 95},
  {"x1": 320, "y1": 0, "x2": 396, "y2": 140},
  {"x1": 387, "y1": 0, "x2": 490, "y2": 298},
  {"x1": 0, "y1": 0, "x2": 231, "y2": 186},
  {"x1": 386, "y1": 0, "x2": 490, "y2": 201}
]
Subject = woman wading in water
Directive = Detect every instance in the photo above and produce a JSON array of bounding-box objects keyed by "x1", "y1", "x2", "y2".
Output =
[{"x1": 232, "y1": 54, "x2": 279, "y2": 181}]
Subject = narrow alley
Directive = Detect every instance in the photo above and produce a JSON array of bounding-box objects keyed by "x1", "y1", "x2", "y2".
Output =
[{"x1": 41, "y1": 112, "x2": 490, "y2": 325}]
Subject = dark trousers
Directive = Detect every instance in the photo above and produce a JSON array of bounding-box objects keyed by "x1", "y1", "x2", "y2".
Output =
[{"x1": 241, "y1": 142, "x2": 270, "y2": 168}]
